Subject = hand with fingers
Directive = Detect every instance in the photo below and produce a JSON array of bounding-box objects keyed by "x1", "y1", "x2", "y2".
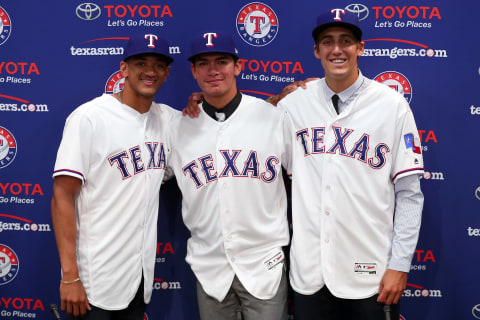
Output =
[
  {"x1": 60, "y1": 279, "x2": 91, "y2": 317},
  {"x1": 377, "y1": 269, "x2": 407, "y2": 306},
  {"x1": 266, "y1": 77, "x2": 320, "y2": 106},
  {"x1": 182, "y1": 92, "x2": 203, "y2": 118}
]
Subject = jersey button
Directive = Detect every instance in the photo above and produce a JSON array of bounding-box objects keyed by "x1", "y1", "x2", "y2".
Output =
[{"x1": 325, "y1": 211, "x2": 330, "y2": 216}]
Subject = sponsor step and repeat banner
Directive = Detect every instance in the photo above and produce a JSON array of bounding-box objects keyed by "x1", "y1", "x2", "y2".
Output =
[{"x1": 1, "y1": 1, "x2": 479, "y2": 319}]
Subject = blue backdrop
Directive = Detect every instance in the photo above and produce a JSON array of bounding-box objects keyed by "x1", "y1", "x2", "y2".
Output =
[{"x1": 1, "y1": 1, "x2": 479, "y2": 319}]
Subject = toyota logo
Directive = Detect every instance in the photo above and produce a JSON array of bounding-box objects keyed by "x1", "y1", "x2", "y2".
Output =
[
  {"x1": 475, "y1": 186, "x2": 480, "y2": 200},
  {"x1": 76, "y1": 3, "x2": 101, "y2": 21},
  {"x1": 473, "y1": 304, "x2": 480, "y2": 319},
  {"x1": 345, "y1": 4, "x2": 369, "y2": 21}
]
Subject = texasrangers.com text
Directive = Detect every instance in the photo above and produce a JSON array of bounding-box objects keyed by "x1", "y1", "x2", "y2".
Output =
[
  {"x1": 402, "y1": 289, "x2": 442, "y2": 298},
  {"x1": 0, "y1": 103, "x2": 49, "y2": 112},
  {"x1": 363, "y1": 47, "x2": 447, "y2": 59},
  {"x1": 0, "y1": 221, "x2": 51, "y2": 232}
]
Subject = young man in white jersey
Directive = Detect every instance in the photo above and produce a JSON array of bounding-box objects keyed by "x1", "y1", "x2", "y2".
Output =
[
  {"x1": 166, "y1": 31, "x2": 290, "y2": 320},
  {"x1": 51, "y1": 34, "x2": 177, "y2": 320},
  {"x1": 269, "y1": 9, "x2": 425, "y2": 320}
]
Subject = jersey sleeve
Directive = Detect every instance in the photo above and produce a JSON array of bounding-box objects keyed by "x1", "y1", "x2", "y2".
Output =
[
  {"x1": 53, "y1": 112, "x2": 93, "y2": 183},
  {"x1": 163, "y1": 107, "x2": 182, "y2": 181},
  {"x1": 163, "y1": 123, "x2": 175, "y2": 182},
  {"x1": 389, "y1": 174, "x2": 423, "y2": 272},
  {"x1": 281, "y1": 108, "x2": 293, "y2": 178},
  {"x1": 391, "y1": 100, "x2": 424, "y2": 182}
]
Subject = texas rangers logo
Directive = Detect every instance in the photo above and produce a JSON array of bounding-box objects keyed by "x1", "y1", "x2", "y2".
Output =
[
  {"x1": 0, "y1": 126, "x2": 17, "y2": 169},
  {"x1": 374, "y1": 71, "x2": 413, "y2": 103},
  {"x1": 0, "y1": 6, "x2": 12, "y2": 46},
  {"x1": 105, "y1": 70, "x2": 124, "y2": 94},
  {"x1": 0, "y1": 244, "x2": 20, "y2": 285},
  {"x1": 236, "y1": 3, "x2": 279, "y2": 47},
  {"x1": 331, "y1": 8, "x2": 346, "y2": 21}
]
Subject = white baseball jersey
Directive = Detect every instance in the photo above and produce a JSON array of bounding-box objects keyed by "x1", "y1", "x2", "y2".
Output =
[
  {"x1": 278, "y1": 77, "x2": 424, "y2": 299},
  {"x1": 53, "y1": 94, "x2": 178, "y2": 310},
  {"x1": 166, "y1": 94, "x2": 291, "y2": 302}
]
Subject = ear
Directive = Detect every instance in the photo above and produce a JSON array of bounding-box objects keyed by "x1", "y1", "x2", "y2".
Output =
[
  {"x1": 313, "y1": 44, "x2": 321, "y2": 60},
  {"x1": 120, "y1": 61, "x2": 128, "y2": 77},
  {"x1": 357, "y1": 41, "x2": 365, "y2": 57},
  {"x1": 165, "y1": 65, "x2": 171, "y2": 79},
  {"x1": 190, "y1": 63, "x2": 197, "y2": 80},
  {"x1": 233, "y1": 60, "x2": 242, "y2": 77}
]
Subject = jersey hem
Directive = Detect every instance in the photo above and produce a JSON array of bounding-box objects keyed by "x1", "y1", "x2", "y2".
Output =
[{"x1": 291, "y1": 283, "x2": 380, "y2": 300}]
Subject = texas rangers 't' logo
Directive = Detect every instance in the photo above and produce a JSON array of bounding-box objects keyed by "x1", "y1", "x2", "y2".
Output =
[
  {"x1": 0, "y1": 126, "x2": 17, "y2": 169},
  {"x1": 236, "y1": 2, "x2": 279, "y2": 47},
  {"x1": 0, "y1": 244, "x2": 20, "y2": 285},
  {"x1": 0, "y1": 6, "x2": 12, "y2": 46}
]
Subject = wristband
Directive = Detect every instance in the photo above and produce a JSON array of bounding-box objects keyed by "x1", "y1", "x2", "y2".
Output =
[{"x1": 60, "y1": 277, "x2": 81, "y2": 284}]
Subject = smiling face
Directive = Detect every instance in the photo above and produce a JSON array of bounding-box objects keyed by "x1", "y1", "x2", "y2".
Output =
[
  {"x1": 191, "y1": 53, "x2": 241, "y2": 108},
  {"x1": 314, "y1": 26, "x2": 364, "y2": 92},
  {"x1": 120, "y1": 54, "x2": 170, "y2": 100}
]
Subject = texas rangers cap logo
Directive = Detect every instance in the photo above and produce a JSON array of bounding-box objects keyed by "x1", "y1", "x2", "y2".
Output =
[
  {"x1": 374, "y1": 71, "x2": 413, "y2": 103},
  {"x1": 0, "y1": 126, "x2": 17, "y2": 169},
  {"x1": 0, "y1": 6, "x2": 12, "y2": 46},
  {"x1": 236, "y1": 2, "x2": 279, "y2": 47},
  {"x1": 0, "y1": 244, "x2": 20, "y2": 285},
  {"x1": 331, "y1": 8, "x2": 346, "y2": 21},
  {"x1": 203, "y1": 32, "x2": 217, "y2": 47}
]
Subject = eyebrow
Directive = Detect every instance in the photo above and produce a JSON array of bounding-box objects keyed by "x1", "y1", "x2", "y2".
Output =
[
  {"x1": 319, "y1": 33, "x2": 355, "y2": 41},
  {"x1": 130, "y1": 55, "x2": 166, "y2": 62},
  {"x1": 196, "y1": 54, "x2": 232, "y2": 62}
]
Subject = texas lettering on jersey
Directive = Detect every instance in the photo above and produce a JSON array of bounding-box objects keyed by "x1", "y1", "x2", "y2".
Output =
[
  {"x1": 182, "y1": 149, "x2": 281, "y2": 189},
  {"x1": 296, "y1": 126, "x2": 390, "y2": 169},
  {"x1": 108, "y1": 142, "x2": 166, "y2": 179}
]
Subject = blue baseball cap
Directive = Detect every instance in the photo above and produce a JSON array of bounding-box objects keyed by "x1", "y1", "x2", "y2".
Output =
[
  {"x1": 123, "y1": 33, "x2": 174, "y2": 64},
  {"x1": 312, "y1": 9, "x2": 362, "y2": 41},
  {"x1": 188, "y1": 32, "x2": 239, "y2": 62}
]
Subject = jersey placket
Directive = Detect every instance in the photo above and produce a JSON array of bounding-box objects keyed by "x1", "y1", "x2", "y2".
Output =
[
  {"x1": 138, "y1": 113, "x2": 150, "y2": 259},
  {"x1": 320, "y1": 117, "x2": 340, "y2": 287},
  {"x1": 216, "y1": 123, "x2": 237, "y2": 265}
]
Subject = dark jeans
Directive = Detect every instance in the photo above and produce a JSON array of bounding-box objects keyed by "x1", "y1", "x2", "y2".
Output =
[
  {"x1": 68, "y1": 278, "x2": 146, "y2": 320},
  {"x1": 293, "y1": 286, "x2": 400, "y2": 320}
]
